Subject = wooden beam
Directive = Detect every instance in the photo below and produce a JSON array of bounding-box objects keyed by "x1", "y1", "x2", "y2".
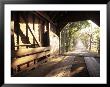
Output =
[
  {"x1": 33, "y1": 11, "x2": 56, "y2": 27},
  {"x1": 21, "y1": 13, "x2": 41, "y2": 47},
  {"x1": 14, "y1": 12, "x2": 20, "y2": 50},
  {"x1": 33, "y1": 14, "x2": 35, "y2": 46},
  {"x1": 51, "y1": 12, "x2": 59, "y2": 20},
  {"x1": 15, "y1": 47, "x2": 50, "y2": 58},
  {"x1": 11, "y1": 47, "x2": 50, "y2": 74},
  {"x1": 25, "y1": 14, "x2": 28, "y2": 36}
]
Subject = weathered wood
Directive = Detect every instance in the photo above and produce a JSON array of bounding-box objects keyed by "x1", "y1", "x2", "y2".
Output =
[
  {"x1": 34, "y1": 11, "x2": 55, "y2": 26},
  {"x1": 26, "y1": 14, "x2": 29, "y2": 48},
  {"x1": 11, "y1": 47, "x2": 50, "y2": 75},
  {"x1": 42, "y1": 22, "x2": 50, "y2": 47},
  {"x1": 14, "y1": 12, "x2": 20, "y2": 50},
  {"x1": 12, "y1": 63, "x2": 39, "y2": 76},
  {"x1": 15, "y1": 47, "x2": 50, "y2": 57},
  {"x1": 33, "y1": 14, "x2": 35, "y2": 46},
  {"x1": 21, "y1": 14, "x2": 41, "y2": 47},
  {"x1": 15, "y1": 44, "x2": 37, "y2": 47},
  {"x1": 12, "y1": 52, "x2": 50, "y2": 76}
]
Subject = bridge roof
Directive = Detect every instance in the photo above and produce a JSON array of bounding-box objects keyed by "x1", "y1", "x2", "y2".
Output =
[{"x1": 44, "y1": 11, "x2": 100, "y2": 31}]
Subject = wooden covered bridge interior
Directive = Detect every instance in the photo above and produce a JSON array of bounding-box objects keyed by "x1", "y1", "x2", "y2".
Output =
[{"x1": 11, "y1": 11, "x2": 100, "y2": 77}]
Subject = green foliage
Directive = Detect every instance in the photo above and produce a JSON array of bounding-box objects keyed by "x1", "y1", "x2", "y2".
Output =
[
  {"x1": 80, "y1": 33, "x2": 89, "y2": 48},
  {"x1": 60, "y1": 20, "x2": 100, "y2": 54}
]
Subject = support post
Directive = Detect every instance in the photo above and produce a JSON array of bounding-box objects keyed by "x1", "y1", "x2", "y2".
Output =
[{"x1": 14, "y1": 12, "x2": 20, "y2": 50}]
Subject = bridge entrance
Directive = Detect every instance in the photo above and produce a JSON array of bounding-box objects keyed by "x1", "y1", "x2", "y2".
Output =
[{"x1": 11, "y1": 11, "x2": 100, "y2": 77}]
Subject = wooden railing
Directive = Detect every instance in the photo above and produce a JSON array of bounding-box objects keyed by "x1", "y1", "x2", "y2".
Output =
[{"x1": 11, "y1": 47, "x2": 50, "y2": 76}]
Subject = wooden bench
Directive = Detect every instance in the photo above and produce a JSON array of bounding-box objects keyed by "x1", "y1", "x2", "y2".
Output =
[{"x1": 11, "y1": 47, "x2": 50, "y2": 76}]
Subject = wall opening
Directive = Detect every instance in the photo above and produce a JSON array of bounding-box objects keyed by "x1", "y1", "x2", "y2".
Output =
[{"x1": 60, "y1": 20, "x2": 100, "y2": 55}]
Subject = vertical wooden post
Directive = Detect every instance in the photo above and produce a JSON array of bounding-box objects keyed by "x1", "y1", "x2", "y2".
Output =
[
  {"x1": 42, "y1": 21, "x2": 50, "y2": 47},
  {"x1": 38, "y1": 18, "x2": 41, "y2": 43},
  {"x1": 45, "y1": 22, "x2": 50, "y2": 46},
  {"x1": 26, "y1": 13, "x2": 28, "y2": 48},
  {"x1": 14, "y1": 12, "x2": 20, "y2": 50},
  {"x1": 33, "y1": 14, "x2": 35, "y2": 47},
  {"x1": 40, "y1": 20, "x2": 44, "y2": 46},
  {"x1": 59, "y1": 31, "x2": 61, "y2": 54},
  {"x1": 11, "y1": 12, "x2": 16, "y2": 75},
  {"x1": 11, "y1": 12, "x2": 15, "y2": 60}
]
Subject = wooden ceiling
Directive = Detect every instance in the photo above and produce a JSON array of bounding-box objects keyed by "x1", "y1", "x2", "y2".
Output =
[{"x1": 40, "y1": 11, "x2": 100, "y2": 32}]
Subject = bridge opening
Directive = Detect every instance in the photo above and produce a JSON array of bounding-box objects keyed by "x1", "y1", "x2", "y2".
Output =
[{"x1": 60, "y1": 20, "x2": 100, "y2": 56}]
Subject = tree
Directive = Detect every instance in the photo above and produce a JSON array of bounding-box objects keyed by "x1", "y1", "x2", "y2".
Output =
[
  {"x1": 60, "y1": 20, "x2": 100, "y2": 54},
  {"x1": 60, "y1": 20, "x2": 91, "y2": 53}
]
